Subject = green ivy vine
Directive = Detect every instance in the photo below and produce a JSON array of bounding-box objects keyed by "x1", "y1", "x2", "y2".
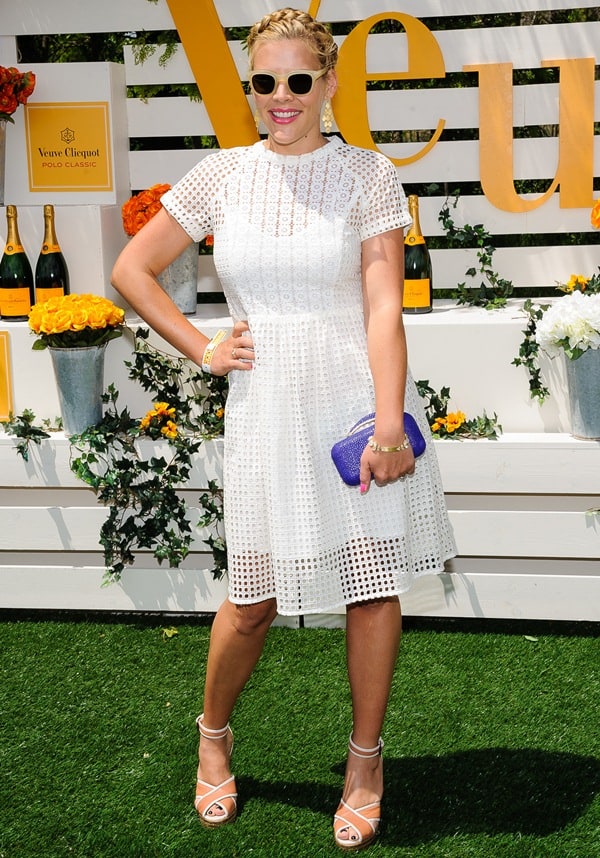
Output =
[
  {"x1": 511, "y1": 299, "x2": 551, "y2": 403},
  {"x1": 2, "y1": 329, "x2": 228, "y2": 584},
  {"x1": 438, "y1": 193, "x2": 514, "y2": 310}
]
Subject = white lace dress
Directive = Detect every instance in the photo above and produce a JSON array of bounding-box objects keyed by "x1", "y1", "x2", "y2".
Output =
[{"x1": 162, "y1": 136, "x2": 456, "y2": 615}]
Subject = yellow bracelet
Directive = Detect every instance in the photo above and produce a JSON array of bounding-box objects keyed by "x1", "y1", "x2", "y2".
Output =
[
  {"x1": 201, "y1": 329, "x2": 227, "y2": 373},
  {"x1": 368, "y1": 434, "x2": 411, "y2": 453}
]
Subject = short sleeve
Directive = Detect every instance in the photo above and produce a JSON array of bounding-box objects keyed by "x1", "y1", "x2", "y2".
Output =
[
  {"x1": 160, "y1": 152, "x2": 221, "y2": 242},
  {"x1": 357, "y1": 153, "x2": 412, "y2": 242}
]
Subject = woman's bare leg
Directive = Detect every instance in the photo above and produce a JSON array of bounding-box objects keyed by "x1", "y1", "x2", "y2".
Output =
[
  {"x1": 341, "y1": 597, "x2": 402, "y2": 813},
  {"x1": 197, "y1": 597, "x2": 278, "y2": 804}
]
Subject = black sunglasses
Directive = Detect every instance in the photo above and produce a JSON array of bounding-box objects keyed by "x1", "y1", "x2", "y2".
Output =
[{"x1": 249, "y1": 68, "x2": 328, "y2": 96}]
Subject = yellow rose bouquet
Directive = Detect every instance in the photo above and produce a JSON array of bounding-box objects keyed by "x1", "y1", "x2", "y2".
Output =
[{"x1": 29, "y1": 293, "x2": 125, "y2": 350}]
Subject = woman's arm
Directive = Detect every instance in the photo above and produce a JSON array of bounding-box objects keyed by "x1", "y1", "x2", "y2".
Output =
[
  {"x1": 359, "y1": 227, "x2": 415, "y2": 492},
  {"x1": 111, "y1": 208, "x2": 252, "y2": 375}
]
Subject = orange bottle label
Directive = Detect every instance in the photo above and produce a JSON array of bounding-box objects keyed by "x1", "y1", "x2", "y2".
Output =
[
  {"x1": 35, "y1": 286, "x2": 65, "y2": 301},
  {"x1": 403, "y1": 278, "x2": 431, "y2": 308},
  {"x1": 4, "y1": 244, "x2": 25, "y2": 255},
  {"x1": 0, "y1": 287, "x2": 31, "y2": 316},
  {"x1": 41, "y1": 243, "x2": 61, "y2": 254}
]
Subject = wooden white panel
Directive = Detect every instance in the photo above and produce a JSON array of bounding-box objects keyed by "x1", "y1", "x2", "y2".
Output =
[
  {"x1": 430, "y1": 570, "x2": 600, "y2": 621},
  {"x1": 0, "y1": 564, "x2": 298, "y2": 625},
  {"x1": 3, "y1": 433, "x2": 598, "y2": 495},
  {"x1": 417, "y1": 194, "x2": 600, "y2": 237},
  {"x1": 373, "y1": 22, "x2": 600, "y2": 71},
  {"x1": 2, "y1": 563, "x2": 598, "y2": 622},
  {"x1": 0, "y1": 436, "x2": 224, "y2": 489},
  {"x1": 449, "y1": 510, "x2": 600, "y2": 558},
  {"x1": 0, "y1": 35, "x2": 17, "y2": 64},
  {"x1": 128, "y1": 136, "x2": 600, "y2": 194},
  {"x1": 124, "y1": 23, "x2": 600, "y2": 85},
  {"x1": 198, "y1": 255, "x2": 223, "y2": 294},
  {"x1": 125, "y1": 143, "x2": 599, "y2": 236},
  {"x1": 123, "y1": 42, "x2": 249, "y2": 86},
  {"x1": 435, "y1": 435, "x2": 600, "y2": 494},
  {"x1": 127, "y1": 96, "x2": 211, "y2": 137},
  {"x1": 305, "y1": 562, "x2": 600, "y2": 624},
  {"x1": 1, "y1": 501, "x2": 598, "y2": 558},
  {"x1": 430, "y1": 245, "x2": 600, "y2": 290},
  {"x1": 377, "y1": 137, "x2": 600, "y2": 183},
  {"x1": 0, "y1": 561, "x2": 590, "y2": 624},
  {"x1": 0, "y1": 506, "x2": 216, "y2": 551},
  {"x1": 129, "y1": 148, "x2": 211, "y2": 189},
  {"x1": 448, "y1": 556, "x2": 600, "y2": 577},
  {"x1": 356, "y1": 83, "x2": 599, "y2": 132},
  {"x1": 0, "y1": 303, "x2": 578, "y2": 434},
  {"x1": 306, "y1": 1, "x2": 600, "y2": 25},
  {"x1": 0, "y1": 302, "x2": 579, "y2": 433},
  {"x1": 125, "y1": 83, "x2": 600, "y2": 137},
  {"x1": 446, "y1": 495, "x2": 599, "y2": 512},
  {"x1": 0, "y1": 564, "x2": 230, "y2": 612},
  {"x1": 4, "y1": 1, "x2": 599, "y2": 36},
  {"x1": 0, "y1": 0, "x2": 175, "y2": 35}
]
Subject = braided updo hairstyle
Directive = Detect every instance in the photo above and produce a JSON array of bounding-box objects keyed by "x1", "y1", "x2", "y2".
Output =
[{"x1": 247, "y1": 7, "x2": 338, "y2": 71}]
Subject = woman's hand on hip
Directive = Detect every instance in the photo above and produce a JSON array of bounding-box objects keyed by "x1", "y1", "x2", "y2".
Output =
[{"x1": 210, "y1": 320, "x2": 254, "y2": 375}]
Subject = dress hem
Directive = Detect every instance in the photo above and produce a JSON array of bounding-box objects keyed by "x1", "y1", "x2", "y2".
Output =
[{"x1": 226, "y1": 554, "x2": 455, "y2": 617}]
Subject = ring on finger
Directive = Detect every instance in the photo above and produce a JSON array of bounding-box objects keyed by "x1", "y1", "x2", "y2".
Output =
[{"x1": 232, "y1": 348, "x2": 237, "y2": 359}]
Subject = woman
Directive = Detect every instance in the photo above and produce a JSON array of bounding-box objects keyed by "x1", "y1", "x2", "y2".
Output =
[{"x1": 111, "y1": 7, "x2": 455, "y2": 851}]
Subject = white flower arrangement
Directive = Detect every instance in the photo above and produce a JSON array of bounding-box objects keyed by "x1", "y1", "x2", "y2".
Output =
[{"x1": 535, "y1": 290, "x2": 600, "y2": 361}]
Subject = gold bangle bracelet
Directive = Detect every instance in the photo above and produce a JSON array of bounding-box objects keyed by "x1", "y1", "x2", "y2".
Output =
[{"x1": 368, "y1": 434, "x2": 411, "y2": 453}]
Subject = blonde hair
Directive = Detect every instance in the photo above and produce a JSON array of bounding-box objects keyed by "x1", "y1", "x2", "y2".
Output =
[{"x1": 247, "y1": 7, "x2": 338, "y2": 71}]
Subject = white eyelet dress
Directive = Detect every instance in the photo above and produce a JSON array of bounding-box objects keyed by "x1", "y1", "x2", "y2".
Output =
[{"x1": 161, "y1": 137, "x2": 456, "y2": 616}]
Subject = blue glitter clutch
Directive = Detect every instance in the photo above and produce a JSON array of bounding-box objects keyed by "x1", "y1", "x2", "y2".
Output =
[{"x1": 331, "y1": 412, "x2": 426, "y2": 486}]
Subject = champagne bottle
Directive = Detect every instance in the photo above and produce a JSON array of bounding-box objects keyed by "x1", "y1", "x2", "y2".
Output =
[
  {"x1": 403, "y1": 194, "x2": 433, "y2": 314},
  {"x1": 35, "y1": 204, "x2": 70, "y2": 301},
  {"x1": 0, "y1": 205, "x2": 35, "y2": 321}
]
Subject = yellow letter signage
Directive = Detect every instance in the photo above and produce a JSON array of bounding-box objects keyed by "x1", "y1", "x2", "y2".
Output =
[
  {"x1": 466, "y1": 58, "x2": 595, "y2": 211},
  {"x1": 166, "y1": 0, "x2": 258, "y2": 148},
  {"x1": 334, "y1": 13, "x2": 446, "y2": 166},
  {"x1": 171, "y1": 2, "x2": 595, "y2": 214}
]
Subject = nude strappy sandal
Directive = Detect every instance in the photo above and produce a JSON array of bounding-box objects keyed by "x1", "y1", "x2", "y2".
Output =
[
  {"x1": 194, "y1": 714, "x2": 238, "y2": 828},
  {"x1": 333, "y1": 735, "x2": 384, "y2": 852}
]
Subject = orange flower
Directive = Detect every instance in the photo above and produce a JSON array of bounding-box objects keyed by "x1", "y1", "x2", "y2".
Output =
[
  {"x1": 564, "y1": 274, "x2": 589, "y2": 293},
  {"x1": 0, "y1": 66, "x2": 36, "y2": 122},
  {"x1": 121, "y1": 183, "x2": 171, "y2": 237},
  {"x1": 432, "y1": 411, "x2": 467, "y2": 434},
  {"x1": 161, "y1": 420, "x2": 178, "y2": 439},
  {"x1": 140, "y1": 402, "x2": 178, "y2": 437},
  {"x1": 0, "y1": 89, "x2": 17, "y2": 116},
  {"x1": 444, "y1": 411, "x2": 467, "y2": 433}
]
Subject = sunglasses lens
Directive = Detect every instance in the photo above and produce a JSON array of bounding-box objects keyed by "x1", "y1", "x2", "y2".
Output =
[
  {"x1": 251, "y1": 73, "x2": 276, "y2": 95},
  {"x1": 288, "y1": 73, "x2": 313, "y2": 95}
]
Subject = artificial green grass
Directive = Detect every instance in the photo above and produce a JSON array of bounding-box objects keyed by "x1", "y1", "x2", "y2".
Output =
[{"x1": 1, "y1": 618, "x2": 599, "y2": 857}]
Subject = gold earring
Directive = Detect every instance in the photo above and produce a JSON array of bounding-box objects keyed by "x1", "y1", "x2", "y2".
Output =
[
  {"x1": 253, "y1": 108, "x2": 260, "y2": 132},
  {"x1": 322, "y1": 100, "x2": 333, "y2": 134}
]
